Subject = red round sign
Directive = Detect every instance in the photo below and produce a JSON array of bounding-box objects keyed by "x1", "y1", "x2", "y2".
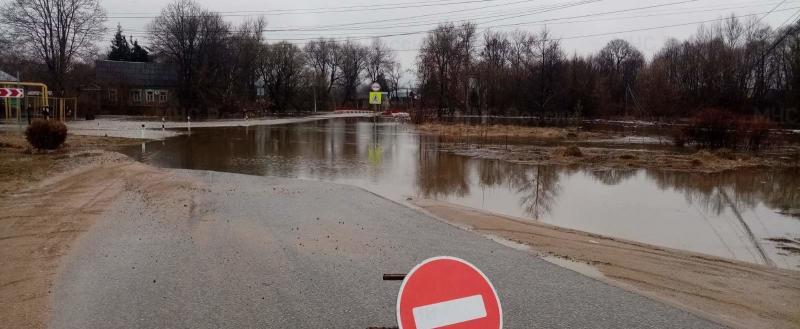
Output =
[{"x1": 397, "y1": 256, "x2": 502, "y2": 329}]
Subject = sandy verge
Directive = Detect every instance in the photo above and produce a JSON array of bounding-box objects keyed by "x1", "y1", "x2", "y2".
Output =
[
  {"x1": 410, "y1": 198, "x2": 800, "y2": 329},
  {"x1": 0, "y1": 132, "x2": 198, "y2": 328}
]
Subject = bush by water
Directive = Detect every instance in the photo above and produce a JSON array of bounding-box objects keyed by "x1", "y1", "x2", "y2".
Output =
[{"x1": 25, "y1": 119, "x2": 67, "y2": 150}]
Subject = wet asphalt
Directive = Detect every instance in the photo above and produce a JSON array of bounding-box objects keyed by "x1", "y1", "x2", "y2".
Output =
[{"x1": 51, "y1": 170, "x2": 723, "y2": 329}]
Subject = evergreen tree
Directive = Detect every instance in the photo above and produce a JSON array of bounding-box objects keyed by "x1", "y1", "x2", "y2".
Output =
[
  {"x1": 108, "y1": 24, "x2": 131, "y2": 61},
  {"x1": 130, "y1": 39, "x2": 150, "y2": 62}
]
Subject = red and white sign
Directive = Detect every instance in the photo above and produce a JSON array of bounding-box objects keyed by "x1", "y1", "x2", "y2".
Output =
[
  {"x1": 397, "y1": 256, "x2": 502, "y2": 329},
  {"x1": 0, "y1": 88, "x2": 23, "y2": 98}
]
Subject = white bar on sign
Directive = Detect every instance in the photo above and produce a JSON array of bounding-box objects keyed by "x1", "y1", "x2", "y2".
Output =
[{"x1": 412, "y1": 294, "x2": 487, "y2": 329}]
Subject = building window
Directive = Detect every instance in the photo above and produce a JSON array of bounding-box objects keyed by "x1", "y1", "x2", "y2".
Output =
[
  {"x1": 146, "y1": 90, "x2": 155, "y2": 103},
  {"x1": 158, "y1": 91, "x2": 168, "y2": 103},
  {"x1": 131, "y1": 90, "x2": 142, "y2": 103},
  {"x1": 108, "y1": 89, "x2": 117, "y2": 102}
]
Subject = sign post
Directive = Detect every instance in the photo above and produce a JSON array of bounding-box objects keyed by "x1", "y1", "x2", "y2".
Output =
[
  {"x1": 0, "y1": 88, "x2": 23, "y2": 98},
  {"x1": 396, "y1": 256, "x2": 502, "y2": 329},
  {"x1": 369, "y1": 92, "x2": 382, "y2": 106},
  {"x1": 370, "y1": 82, "x2": 382, "y2": 108}
]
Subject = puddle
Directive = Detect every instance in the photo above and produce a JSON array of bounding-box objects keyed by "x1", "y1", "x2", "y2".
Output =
[{"x1": 123, "y1": 119, "x2": 800, "y2": 270}]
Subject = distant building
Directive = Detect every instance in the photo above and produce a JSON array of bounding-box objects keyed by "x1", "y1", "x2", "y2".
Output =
[
  {"x1": 0, "y1": 69, "x2": 18, "y2": 82},
  {"x1": 94, "y1": 60, "x2": 178, "y2": 115}
]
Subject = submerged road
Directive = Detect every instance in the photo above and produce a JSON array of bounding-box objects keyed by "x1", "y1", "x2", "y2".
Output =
[{"x1": 51, "y1": 170, "x2": 722, "y2": 329}]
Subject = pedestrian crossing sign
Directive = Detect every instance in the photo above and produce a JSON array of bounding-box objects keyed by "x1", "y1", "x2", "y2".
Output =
[{"x1": 369, "y1": 92, "x2": 382, "y2": 105}]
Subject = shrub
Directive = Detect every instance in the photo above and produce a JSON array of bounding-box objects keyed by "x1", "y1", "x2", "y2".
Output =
[
  {"x1": 25, "y1": 119, "x2": 67, "y2": 150},
  {"x1": 558, "y1": 146, "x2": 583, "y2": 157},
  {"x1": 737, "y1": 115, "x2": 772, "y2": 152},
  {"x1": 670, "y1": 126, "x2": 686, "y2": 148},
  {"x1": 683, "y1": 108, "x2": 738, "y2": 149}
]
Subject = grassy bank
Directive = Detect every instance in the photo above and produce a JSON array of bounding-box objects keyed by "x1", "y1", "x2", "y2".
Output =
[{"x1": 415, "y1": 123, "x2": 800, "y2": 173}]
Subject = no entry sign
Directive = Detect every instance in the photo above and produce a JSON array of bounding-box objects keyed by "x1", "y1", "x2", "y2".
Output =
[
  {"x1": 397, "y1": 256, "x2": 502, "y2": 329},
  {"x1": 0, "y1": 88, "x2": 23, "y2": 98}
]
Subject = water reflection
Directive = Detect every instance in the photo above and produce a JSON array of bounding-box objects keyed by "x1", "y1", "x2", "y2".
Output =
[{"x1": 124, "y1": 119, "x2": 800, "y2": 269}]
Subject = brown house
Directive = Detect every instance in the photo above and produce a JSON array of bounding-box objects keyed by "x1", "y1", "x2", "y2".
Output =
[{"x1": 94, "y1": 60, "x2": 178, "y2": 115}]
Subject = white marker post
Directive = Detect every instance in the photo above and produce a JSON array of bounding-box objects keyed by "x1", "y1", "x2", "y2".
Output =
[
  {"x1": 141, "y1": 124, "x2": 145, "y2": 139},
  {"x1": 187, "y1": 116, "x2": 191, "y2": 133}
]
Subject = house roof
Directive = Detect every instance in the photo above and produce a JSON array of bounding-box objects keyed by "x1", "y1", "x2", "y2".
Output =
[
  {"x1": 0, "y1": 69, "x2": 18, "y2": 82},
  {"x1": 95, "y1": 60, "x2": 177, "y2": 87}
]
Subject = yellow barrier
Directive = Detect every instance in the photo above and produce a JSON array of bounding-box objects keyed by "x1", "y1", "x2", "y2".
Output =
[{"x1": 0, "y1": 82, "x2": 79, "y2": 122}]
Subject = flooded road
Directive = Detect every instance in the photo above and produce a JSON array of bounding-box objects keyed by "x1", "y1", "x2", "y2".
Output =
[{"x1": 124, "y1": 119, "x2": 800, "y2": 270}]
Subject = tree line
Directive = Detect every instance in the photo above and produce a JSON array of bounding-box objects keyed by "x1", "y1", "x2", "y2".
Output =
[
  {"x1": 1, "y1": 0, "x2": 798, "y2": 121},
  {"x1": 144, "y1": 0, "x2": 400, "y2": 116},
  {"x1": 416, "y1": 18, "x2": 800, "y2": 122}
]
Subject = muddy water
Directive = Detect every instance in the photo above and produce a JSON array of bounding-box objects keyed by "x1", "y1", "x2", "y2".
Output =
[{"x1": 123, "y1": 119, "x2": 800, "y2": 270}]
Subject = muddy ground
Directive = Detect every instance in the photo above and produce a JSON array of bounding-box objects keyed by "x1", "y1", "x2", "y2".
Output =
[
  {"x1": 412, "y1": 198, "x2": 800, "y2": 329},
  {"x1": 0, "y1": 131, "x2": 139, "y2": 195},
  {"x1": 0, "y1": 132, "x2": 158, "y2": 328},
  {"x1": 417, "y1": 123, "x2": 800, "y2": 173}
]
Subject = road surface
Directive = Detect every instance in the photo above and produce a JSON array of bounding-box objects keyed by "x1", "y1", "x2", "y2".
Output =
[{"x1": 51, "y1": 170, "x2": 722, "y2": 328}]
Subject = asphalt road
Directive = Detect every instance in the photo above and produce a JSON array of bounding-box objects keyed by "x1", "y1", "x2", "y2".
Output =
[{"x1": 51, "y1": 170, "x2": 723, "y2": 329}]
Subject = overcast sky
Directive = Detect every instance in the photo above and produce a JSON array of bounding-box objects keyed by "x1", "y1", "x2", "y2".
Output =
[{"x1": 101, "y1": 0, "x2": 798, "y2": 86}]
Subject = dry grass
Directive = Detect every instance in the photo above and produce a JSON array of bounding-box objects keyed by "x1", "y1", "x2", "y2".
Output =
[{"x1": 416, "y1": 123, "x2": 598, "y2": 140}]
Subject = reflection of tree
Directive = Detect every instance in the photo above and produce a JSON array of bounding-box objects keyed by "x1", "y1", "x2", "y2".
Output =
[
  {"x1": 645, "y1": 169, "x2": 800, "y2": 216},
  {"x1": 644, "y1": 168, "x2": 800, "y2": 267},
  {"x1": 510, "y1": 166, "x2": 561, "y2": 219},
  {"x1": 588, "y1": 169, "x2": 637, "y2": 186},
  {"x1": 475, "y1": 160, "x2": 561, "y2": 219},
  {"x1": 415, "y1": 143, "x2": 470, "y2": 198}
]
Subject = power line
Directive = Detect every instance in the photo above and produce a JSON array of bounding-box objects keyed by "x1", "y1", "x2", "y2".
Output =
[
  {"x1": 755, "y1": 0, "x2": 789, "y2": 24},
  {"x1": 118, "y1": 0, "x2": 585, "y2": 33},
  {"x1": 118, "y1": 0, "x2": 702, "y2": 37},
  {"x1": 109, "y1": 0, "x2": 505, "y2": 15},
  {"x1": 107, "y1": 0, "x2": 519, "y2": 18},
  {"x1": 111, "y1": 0, "x2": 797, "y2": 39},
  {"x1": 104, "y1": 3, "x2": 798, "y2": 56}
]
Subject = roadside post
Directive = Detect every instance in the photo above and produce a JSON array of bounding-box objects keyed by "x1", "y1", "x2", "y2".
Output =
[
  {"x1": 370, "y1": 82, "x2": 382, "y2": 112},
  {"x1": 370, "y1": 82, "x2": 382, "y2": 126},
  {"x1": 187, "y1": 116, "x2": 191, "y2": 133},
  {"x1": 141, "y1": 124, "x2": 145, "y2": 139},
  {"x1": 395, "y1": 256, "x2": 502, "y2": 329}
]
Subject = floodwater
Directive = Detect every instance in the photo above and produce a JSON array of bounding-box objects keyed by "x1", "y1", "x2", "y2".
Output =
[{"x1": 123, "y1": 119, "x2": 800, "y2": 270}]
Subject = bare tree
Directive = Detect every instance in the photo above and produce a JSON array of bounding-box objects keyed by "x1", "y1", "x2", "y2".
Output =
[
  {"x1": 149, "y1": 0, "x2": 231, "y2": 116},
  {"x1": 257, "y1": 42, "x2": 307, "y2": 113},
  {"x1": 338, "y1": 40, "x2": 368, "y2": 105},
  {"x1": 305, "y1": 38, "x2": 341, "y2": 109},
  {"x1": 596, "y1": 39, "x2": 644, "y2": 115},
  {"x1": 220, "y1": 17, "x2": 265, "y2": 111},
  {"x1": 387, "y1": 62, "x2": 403, "y2": 99},
  {"x1": 0, "y1": 0, "x2": 106, "y2": 94},
  {"x1": 417, "y1": 23, "x2": 477, "y2": 116},
  {"x1": 366, "y1": 38, "x2": 395, "y2": 84}
]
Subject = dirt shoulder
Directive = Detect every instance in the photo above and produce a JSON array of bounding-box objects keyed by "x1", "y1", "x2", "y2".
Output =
[
  {"x1": 0, "y1": 132, "x2": 195, "y2": 328},
  {"x1": 417, "y1": 123, "x2": 800, "y2": 173},
  {"x1": 0, "y1": 131, "x2": 140, "y2": 195},
  {"x1": 411, "y1": 198, "x2": 800, "y2": 329}
]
